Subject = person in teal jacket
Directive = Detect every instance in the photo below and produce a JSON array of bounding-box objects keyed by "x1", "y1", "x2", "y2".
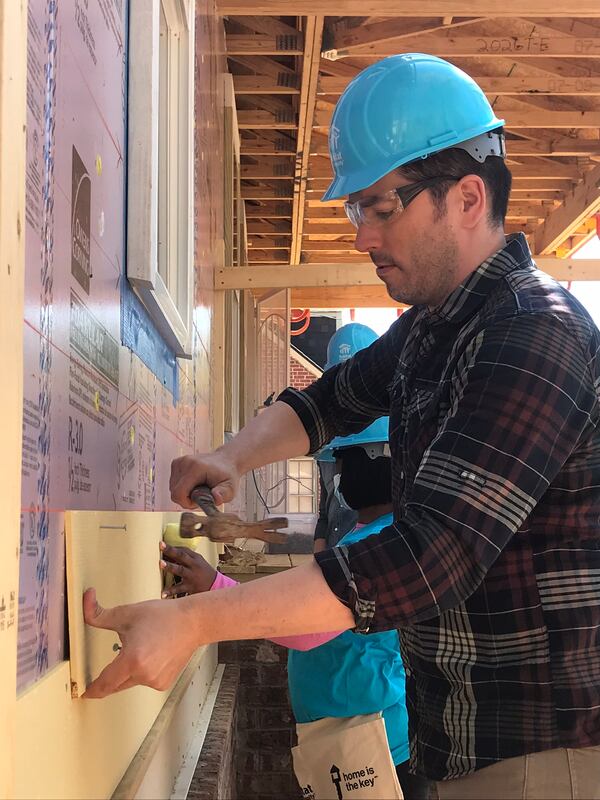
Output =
[{"x1": 287, "y1": 442, "x2": 430, "y2": 799}]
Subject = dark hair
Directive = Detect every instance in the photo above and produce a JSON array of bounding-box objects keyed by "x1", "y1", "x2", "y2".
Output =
[
  {"x1": 337, "y1": 446, "x2": 392, "y2": 511},
  {"x1": 398, "y1": 133, "x2": 512, "y2": 226}
]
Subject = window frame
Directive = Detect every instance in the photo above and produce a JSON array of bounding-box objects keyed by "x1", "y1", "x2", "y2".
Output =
[{"x1": 127, "y1": 0, "x2": 194, "y2": 358}]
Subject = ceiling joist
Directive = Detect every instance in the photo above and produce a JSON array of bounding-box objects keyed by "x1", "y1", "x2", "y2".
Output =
[
  {"x1": 219, "y1": 1, "x2": 600, "y2": 15},
  {"x1": 216, "y1": 259, "x2": 600, "y2": 290},
  {"x1": 226, "y1": 10, "x2": 600, "y2": 267},
  {"x1": 322, "y1": 35, "x2": 600, "y2": 60},
  {"x1": 534, "y1": 162, "x2": 600, "y2": 254},
  {"x1": 318, "y1": 75, "x2": 600, "y2": 95}
]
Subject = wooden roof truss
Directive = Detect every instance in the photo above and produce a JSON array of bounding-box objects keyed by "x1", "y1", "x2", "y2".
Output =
[{"x1": 223, "y1": 5, "x2": 600, "y2": 282}]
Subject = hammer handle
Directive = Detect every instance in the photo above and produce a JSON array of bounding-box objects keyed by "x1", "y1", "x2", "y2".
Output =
[{"x1": 190, "y1": 485, "x2": 219, "y2": 516}]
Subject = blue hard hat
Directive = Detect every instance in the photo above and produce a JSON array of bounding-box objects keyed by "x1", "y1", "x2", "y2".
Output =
[
  {"x1": 323, "y1": 53, "x2": 505, "y2": 201},
  {"x1": 317, "y1": 323, "x2": 389, "y2": 462},
  {"x1": 324, "y1": 322, "x2": 378, "y2": 370}
]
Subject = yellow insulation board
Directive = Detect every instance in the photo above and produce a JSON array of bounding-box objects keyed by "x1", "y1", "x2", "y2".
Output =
[{"x1": 15, "y1": 510, "x2": 218, "y2": 800}]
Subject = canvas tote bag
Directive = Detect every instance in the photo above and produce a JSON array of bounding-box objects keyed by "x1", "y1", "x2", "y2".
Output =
[{"x1": 292, "y1": 712, "x2": 403, "y2": 800}]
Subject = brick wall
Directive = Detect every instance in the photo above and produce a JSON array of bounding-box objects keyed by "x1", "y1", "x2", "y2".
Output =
[
  {"x1": 219, "y1": 640, "x2": 301, "y2": 800},
  {"x1": 290, "y1": 352, "x2": 321, "y2": 391},
  {"x1": 188, "y1": 665, "x2": 240, "y2": 800}
]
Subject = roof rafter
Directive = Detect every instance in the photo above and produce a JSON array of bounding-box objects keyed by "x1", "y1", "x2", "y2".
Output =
[
  {"x1": 290, "y1": 16, "x2": 324, "y2": 265},
  {"x1": 226, "y1": 34, "x2": 304, "y2": 55},
  {"x1": 534, "y1": 162, "x2": 600, "y2": 253},
  {"x1": 325, "y1": 15, "x2": 484, "y2": 54}
]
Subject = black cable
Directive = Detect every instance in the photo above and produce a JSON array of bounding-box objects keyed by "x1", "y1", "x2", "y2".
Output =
[{"x1": 252, "y1": 469, "x2": 271, "y2": 513}]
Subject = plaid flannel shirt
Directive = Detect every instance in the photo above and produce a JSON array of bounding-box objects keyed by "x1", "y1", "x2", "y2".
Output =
[{"x1": 278, "y1": 234, "x2": 600, "y2": 781}]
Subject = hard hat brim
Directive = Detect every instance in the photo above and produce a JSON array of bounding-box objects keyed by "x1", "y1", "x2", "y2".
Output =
[{"x1": 321, "y1": 118, "x2": 505, "y2": 202}]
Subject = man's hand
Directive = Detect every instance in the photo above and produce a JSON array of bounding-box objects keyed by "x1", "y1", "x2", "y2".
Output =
[
  {"x1": 159, "y1": 542, "x2": 217, "y2": 597},
  {"x1": 170, "y1": 402, "x2": 310, "y2": 510},
  {"x1": 170, "y1": 452, "x2": 240, "y2": 509},
  {"x1": 82, "y1": 559, "x2": 354, "y2": 699},
  {"x1": 82, "y1": 588, "x2": 199, "y2": 698}
]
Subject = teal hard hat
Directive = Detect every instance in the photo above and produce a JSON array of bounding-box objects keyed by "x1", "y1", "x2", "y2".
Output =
[
  {"x1": 324, "y1": 322, "x2": 378, "y2": 370},
  {"x1": 317, "y1": 323, "x2": 389, "y2": 462},
  {"x1": 323, "y1": 53, "x2": 505, "y2": 202}
]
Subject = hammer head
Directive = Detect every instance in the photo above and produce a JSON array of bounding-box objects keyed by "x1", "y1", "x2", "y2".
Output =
[{"x1": 180, "y1": 511, "x2": 288, "y2": 544}]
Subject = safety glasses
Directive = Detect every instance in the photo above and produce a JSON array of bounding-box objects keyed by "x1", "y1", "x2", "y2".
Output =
[{"x1": 344, "y1": 176, "x2": 459, "y2": 228}]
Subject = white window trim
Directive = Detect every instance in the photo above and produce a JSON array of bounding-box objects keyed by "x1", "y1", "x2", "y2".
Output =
[{"x1": 127, "y1": 0, "x2": 194, "y2": 358}]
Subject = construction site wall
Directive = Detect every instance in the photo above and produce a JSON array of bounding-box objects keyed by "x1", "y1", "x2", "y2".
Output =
[{"x1": 1, "y1": 0, "x2": 229, "y2": 797}]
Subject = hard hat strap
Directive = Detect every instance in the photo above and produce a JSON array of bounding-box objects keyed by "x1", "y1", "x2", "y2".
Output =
[{"x1": 452, "y1": 130, "x2": 506, "y2": 163}]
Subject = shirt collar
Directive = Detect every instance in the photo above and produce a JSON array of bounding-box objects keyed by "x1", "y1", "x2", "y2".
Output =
[{"x1": 423, "y1": 232, "x2": 535, "y2": 326}]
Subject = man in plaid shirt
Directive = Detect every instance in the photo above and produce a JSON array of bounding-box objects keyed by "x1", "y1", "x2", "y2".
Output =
[{"x1": 84, "y1": 55, "x2": 600, "y2": 797}]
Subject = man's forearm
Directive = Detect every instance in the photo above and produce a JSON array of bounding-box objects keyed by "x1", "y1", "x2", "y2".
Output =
[
  {"x1": 219, "y1": 401, "x2": 310, "y2": 475},
  {"x1": 180, "y1": 560, "x2": 354, "y2": 643}
]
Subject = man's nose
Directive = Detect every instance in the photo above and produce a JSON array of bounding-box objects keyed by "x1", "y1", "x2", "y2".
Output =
[{"x1": 354, "y1": 223, "x2": 383, "y2": 253}]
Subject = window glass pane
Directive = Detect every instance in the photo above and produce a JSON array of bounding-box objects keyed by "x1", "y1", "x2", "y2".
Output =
[{"x1": 157, "y1": 3, "x2": 169, "y2": 287}]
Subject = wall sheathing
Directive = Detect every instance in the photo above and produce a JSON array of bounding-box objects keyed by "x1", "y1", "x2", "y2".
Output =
[{"x1": 7, "y1": 0, "x2": 228, "y2": 796}]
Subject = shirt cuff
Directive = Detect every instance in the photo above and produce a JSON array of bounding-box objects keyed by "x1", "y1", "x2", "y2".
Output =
[
  {"x1": 314, "y1": 547, "x2": 377, "y2": 634},
  {"x1": 210, "y1": 571, "x2": 239, "y2": 591}
]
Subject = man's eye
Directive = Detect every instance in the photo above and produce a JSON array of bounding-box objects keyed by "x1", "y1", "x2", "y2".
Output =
[{"x1": 373, "y1": 209, "x2": 395, "y2": 220}]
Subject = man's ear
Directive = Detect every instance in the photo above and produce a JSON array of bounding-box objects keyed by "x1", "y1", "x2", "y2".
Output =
[{"x1": 455, "y1": 175, "x2": 487, "y2": 229}]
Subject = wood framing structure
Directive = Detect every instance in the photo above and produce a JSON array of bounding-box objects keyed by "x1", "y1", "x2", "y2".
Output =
[{"x1": 223, "y1": 5, "x2": 600, "y2": 284}]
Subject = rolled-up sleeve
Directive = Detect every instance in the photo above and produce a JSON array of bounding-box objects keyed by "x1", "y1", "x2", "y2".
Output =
[
  {"x1": 278, "y1": 311, "x2": 414, "y2": 454},
  {"x1": 315, "y1": 312, "x2": 599, "y2": 632}
]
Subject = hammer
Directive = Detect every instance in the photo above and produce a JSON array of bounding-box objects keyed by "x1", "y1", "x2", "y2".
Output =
[{"x1": 179, "y1": 485, "x2": 288, "y2": 544}]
